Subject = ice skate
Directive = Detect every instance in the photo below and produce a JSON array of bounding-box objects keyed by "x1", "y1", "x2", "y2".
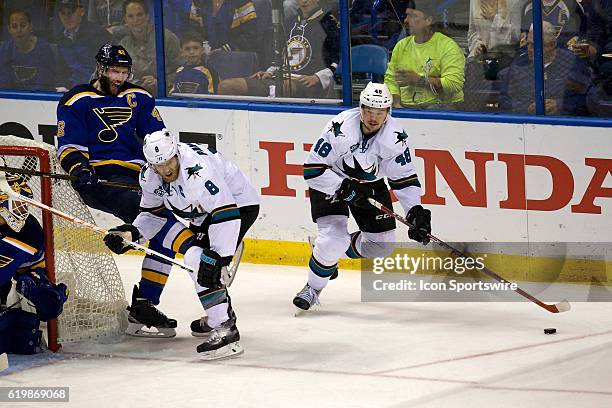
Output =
[
  {"x1": 125, "y1": 285, "x2": 177, "y2": 338},
  {"x1": 191, "y1": 304, "x2": 237, "y2": 339},
  {"x1": 196, "y1": 319, "x2": 243, "y2": 360},
  {"x1": 293, "y1": 283, "x2": 322, "y2": 315}
]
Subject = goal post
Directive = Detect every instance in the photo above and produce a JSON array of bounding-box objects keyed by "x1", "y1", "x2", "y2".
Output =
[{"x1": 0, "y1": 135, "x2": 128, "y2": 351}]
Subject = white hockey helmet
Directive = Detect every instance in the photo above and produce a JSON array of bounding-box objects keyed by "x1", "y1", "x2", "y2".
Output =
[
  {"x1": 143, "y1": 128, "x2": 178, "y2": 165},
  {"x1": 360, "y1": 82, "x2": 393, "y2": 110}
]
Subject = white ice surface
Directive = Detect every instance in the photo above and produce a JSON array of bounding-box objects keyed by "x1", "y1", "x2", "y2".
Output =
[{"x1": 1, "y1": 255, "x2": 612, "y2": 408}]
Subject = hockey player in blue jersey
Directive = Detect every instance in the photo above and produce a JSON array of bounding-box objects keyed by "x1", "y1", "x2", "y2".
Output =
[
  {"x1": 103, "y1": 129, "x2": 260, "y2": 359},
  {"x1": 0, "y1": 174, "x2": 68, "y2": 354},
  {"x1": 56, "y1": 44, "x2": 179, "y2": 333},
  {"x1": 293, "y1": 83, "x2": 432, "y2": 311}
]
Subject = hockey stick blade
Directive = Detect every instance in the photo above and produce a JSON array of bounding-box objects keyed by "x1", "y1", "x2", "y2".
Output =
[
  {"x1": 367, "y1": 198, "x2": 572, "y2": 314},
  {"x1": 222, "y1": 240, "x2": 244, "y2": 287},
  {"x1": 0, "y1": 165, "x2": 141, "y2": 191},
  {"x1": 0, "y1": 171, "x2": 194, "y2": 274},
  {"x1": 0, "y1": 353, "x2": 8, "y2": 371}
]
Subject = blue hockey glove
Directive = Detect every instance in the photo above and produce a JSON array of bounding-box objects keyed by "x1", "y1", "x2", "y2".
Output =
[
  {"x1": 16, "y1": 271, "x2": 69, "y2": 321},
  {"x1": 70, "y1": 163, "x2": 98, "y2": 193}
]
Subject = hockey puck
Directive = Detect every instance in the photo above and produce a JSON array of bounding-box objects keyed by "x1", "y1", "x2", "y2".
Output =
[{"x1": 544, "y1": 328, "x2": 557, "y2": 334}]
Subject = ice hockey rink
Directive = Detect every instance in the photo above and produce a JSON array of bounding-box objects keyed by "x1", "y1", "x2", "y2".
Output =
[{"x1": 1, "y1": 255, "x2": 612, "y2": 408}]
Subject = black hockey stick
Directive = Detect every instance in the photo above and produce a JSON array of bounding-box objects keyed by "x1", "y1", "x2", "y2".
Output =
[
  {"x1": 0, "y1": 165, "x2": 141, "y2": 191},
  {"x1": 367, "y1": 198, "x2": 571, "y2": 314}
]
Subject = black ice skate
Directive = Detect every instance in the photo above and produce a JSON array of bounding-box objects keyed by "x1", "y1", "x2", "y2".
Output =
[
  {"x1": 191, "y1": 303, "x2": 237, "y2": 339},
  {"x1": 196, "y1": 319, "x2": 243, "y2": 360},
  {"x1": 293, "y1": 283, "x2": 322, "y2": 312},
  {"x1": 125, "y1": 285, "x2": 177, "y2": 338}
]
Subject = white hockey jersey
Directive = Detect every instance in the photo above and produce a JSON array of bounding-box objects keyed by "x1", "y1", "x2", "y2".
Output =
[
  {"x1": 303, "y1": 108, "x2": 421, "y2": 214},
  {"x1": 133, "y1": 142, "x2": 260, "y2": 257}
]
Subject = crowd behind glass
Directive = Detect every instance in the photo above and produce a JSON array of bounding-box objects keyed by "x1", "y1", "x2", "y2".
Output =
[{"x1": 0, "y1": 0, "x2": 610, "y2": 117}]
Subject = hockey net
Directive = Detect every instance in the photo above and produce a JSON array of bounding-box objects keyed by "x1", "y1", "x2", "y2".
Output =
[{"x1": 0, "y1": 135, "x2": 127, "y2": 350}]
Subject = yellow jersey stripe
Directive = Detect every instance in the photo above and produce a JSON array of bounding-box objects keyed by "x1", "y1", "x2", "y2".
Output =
[
  {"x1": 118, "y1": 88, "x2": 153, "y2": 98},
  {"x1": 91, "y1": 160, "x2": 142, "y2": 172},
  {"x1": 2, "y1": 237, "x2": 36, "y2": 255},
  {"x1": 141, "y1": 269, "x2": 169, "y2": 285},
  {"x1": 171, "y1": 229, "x2": 194, "y2": 253},
  {"x1": 65, "y1": 92, "x2": 103, "y2": 106}
]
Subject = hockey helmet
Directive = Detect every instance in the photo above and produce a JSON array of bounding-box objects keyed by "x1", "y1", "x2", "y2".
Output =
[
  {"x1": 360, "y1": 82, "x2": 393, "y2": 110},
  {"x1": 0, "y1": 174, "x2": 33, "y2": 232},
  {"x1": 96, "y1": 44, "x2": 132, "y2": 68},
  {"x1": 143, "y1": 129, "x2": 179, "y2": 165}
]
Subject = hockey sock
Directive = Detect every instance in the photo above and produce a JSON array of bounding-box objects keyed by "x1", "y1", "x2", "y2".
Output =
[{"x1": 345, "y1": 231, "x2": 364, "y2": 259}]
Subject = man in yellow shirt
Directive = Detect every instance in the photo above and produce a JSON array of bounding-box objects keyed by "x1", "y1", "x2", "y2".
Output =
[{"x1": 384, "y1": 0, "x2": 465, "y2": 109}]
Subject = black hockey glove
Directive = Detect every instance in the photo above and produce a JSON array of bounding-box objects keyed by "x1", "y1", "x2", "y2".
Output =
[
  {"x1": 70, "y1": 162, "x2": 98, "y2": 193},
  {"x1": 104, "y1": 224, "x2": 141, "y2": 254},
  {"x1": 197, "y1": 247, "x2": 228, "y2": 288},
  {"x1": 335, "y1": 178, "x2": 376, "y2": 207},
  {"x1": 407, "y1": 205, "x2": 431, "y2": 245}
]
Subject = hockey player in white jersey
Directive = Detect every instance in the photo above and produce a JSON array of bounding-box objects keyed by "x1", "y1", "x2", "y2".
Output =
[
  {"x1": 294, "y1": 82, "x2": 432, "y2": 311},
  {"x1": 103, "y1": 129, "x2": 260, "y2": 359}
]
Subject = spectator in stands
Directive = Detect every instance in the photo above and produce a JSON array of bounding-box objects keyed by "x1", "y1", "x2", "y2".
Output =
[
  {"x1": 520, "y1": 0, "x2": 587, "y2": 51},
  {"x1": 3, "y1": 1, "x2": 50, "y2": 39},
  {"x1": 592, "y1": 0, "x2": 612, "y2": 80},
  {"x1": 55, "y1": 0, "x2": 111, "y2": 89},
  {"x1": 467, "y1": 0, "x2": 523, "y2": 58},
  {"x1": 384, "y1": 0, "x2": 465, "y2": 109},
  {"x1": 217, "y1": 0, "x2": 339, "y2": 98},
  {"x1": 192, "y1": 0, "x2": 272, "y2": 69},
  {"x1": 499, "y1": 21, "x2": 593, "y2": 115},
  {"x1": 88, "y1": 0, "x2": 127, "y2": 41},
  {"x1": 0, "y1": 9, "x2": 56, "y2": 91},
  {"x1": 163, "y1": 0, "x2": 192, "y2": 38},
  {"x1": 119, "y1": 0, "x2": 181, "y2": 95},
  {"x1": 171, "y1": 31, "x2": 218, "y2": 95}
]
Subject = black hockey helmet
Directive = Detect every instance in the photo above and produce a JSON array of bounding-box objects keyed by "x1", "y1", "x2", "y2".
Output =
[{"x1": 95, "y1": 44, "x2": 132, "y2": 69}]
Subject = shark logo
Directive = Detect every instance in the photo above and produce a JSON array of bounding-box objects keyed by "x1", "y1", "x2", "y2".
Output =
[
  {"x1": 186, "y1": 164, "x2": 203, "y2": 179},
  {"x1": 167, "y1": 201, "x2": 206, "y2": 219},
  {"x1": 329, "y1": 121, "x2": 344, "y2": 137},
  {"x1": 341, "y1": 156, "x2": 378, "y2": 181},
  {"x1": 93, "y1": 107, "x2": 132, "y2": 143},
  {"x1": 394, "y1": 130, "x2": 409, "y2": 146}
]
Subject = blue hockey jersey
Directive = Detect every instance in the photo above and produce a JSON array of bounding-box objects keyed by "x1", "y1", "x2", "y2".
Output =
[
  {"x1": 171, "y1": 65, "x2": 218, "y2": 94},
  {"x1": 56, "y1": 82, "x2": 166, "y2": 175},
  {"x1": 0, "y1": 215, "x2": 45, "y2": 287}
]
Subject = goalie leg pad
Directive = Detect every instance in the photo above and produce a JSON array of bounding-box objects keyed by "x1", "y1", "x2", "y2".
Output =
[{"x1": 0, "y1": 309, "x2": 42, "y2": 354}]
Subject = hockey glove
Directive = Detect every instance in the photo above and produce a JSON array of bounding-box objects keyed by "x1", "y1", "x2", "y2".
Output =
[
  {"x1": 197, "y1": 248, "x2": 228, "y2": 288},
  {"x1": 335, "y1": 178, "x2": 375, "y2": 207},
  {"x1": 70, "y1": 163, "x2": 98, "y2": 193},
  {"x1": 104, "y1": 224, "x2": 141, "y2": 254},
  {"x1": 406, "y1": 205, "x2": 431, "y2": 245},
  {"x1": 16, "y1": 270, "x2": 69, "y2": 321}
]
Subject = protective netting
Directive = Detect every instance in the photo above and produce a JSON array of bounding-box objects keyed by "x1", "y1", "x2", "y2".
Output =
[{"x1": 0, "y1": 136, "x2": 127, "y2": 345}]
